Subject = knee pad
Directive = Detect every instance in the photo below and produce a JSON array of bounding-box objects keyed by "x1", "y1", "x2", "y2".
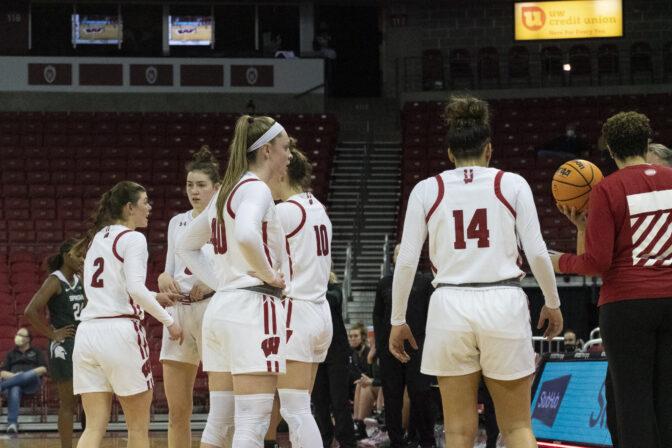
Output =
[
  {"x1": 201, "y1": 391, "x2": 235, "y2": 447},
  {"x1": 278, "y1": 389, "x2": 322, "y2": 448},
  {"x1": 232, "y1": 394, "x2": 274, "y2": 448}
]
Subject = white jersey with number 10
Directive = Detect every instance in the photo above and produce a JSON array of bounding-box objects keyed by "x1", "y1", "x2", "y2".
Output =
[{"x1": 276, "y1": 193, "x2": 332, "y2": 302}]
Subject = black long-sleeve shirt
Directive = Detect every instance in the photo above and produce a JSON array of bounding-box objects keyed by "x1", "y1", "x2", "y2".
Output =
[
  {"x1": 1, "y1": 346, "x2": 46, "y2": 374},
  {"x1": 324, "y1": 282, "x2": 351, "y2": 364},
  {"x1": 373, "y1": 271, "x2": 433, "y2": 355}
]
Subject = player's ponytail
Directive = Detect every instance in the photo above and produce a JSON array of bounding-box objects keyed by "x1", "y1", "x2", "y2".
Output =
[
  {"x1": 46, "y1": 239, "x2": 76, "y2": 273},
  {"x1": 73, "y1": 181, "x2": 146, "y2": 256},
  {"x1": 186, "y1": 145, "x2": 221, "y2": 184},
  {"x1": 215, "y1": 115, "x2": 276, "y2": 222},
  {"x1": 286, "y1": 137, "x2": 313, "y2": 192},
  {"x1": 444, "y1": 95, "x2": 491, "y2": 159}
]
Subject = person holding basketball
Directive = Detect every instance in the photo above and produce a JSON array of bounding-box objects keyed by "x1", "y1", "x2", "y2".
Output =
[
  {"x1": 551, "y1": 112, "x2": 672, "y2": 448},
  {"x1": 176, "y1": 115, "x2": 291, "y2": 448},
  {"x1": 390, "y1": 95, "x2": 563, "y2": 448},
  {"x1": 72, "y1": 181, "x2": 183, "y2": 448},
  {"x1": 157, "y1": 146, "x2": 220, "y2": 448},
  {"x1": 24, "y1": 240, "x2": 85, "y2": 447}
]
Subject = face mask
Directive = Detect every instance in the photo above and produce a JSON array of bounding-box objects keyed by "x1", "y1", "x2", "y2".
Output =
[
  {"x1": 14, "y1": 335, "x2": 27, "y2": 346},
  {"x1": 565, "y1": 343, "x2": 576, "y2": 352}
]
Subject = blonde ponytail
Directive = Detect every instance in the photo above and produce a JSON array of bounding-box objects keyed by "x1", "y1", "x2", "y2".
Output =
[{"x1": 215, "y1": 115, "x2": 276, "y2": 222}]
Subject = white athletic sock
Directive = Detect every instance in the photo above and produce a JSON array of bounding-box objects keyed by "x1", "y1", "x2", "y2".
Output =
[
  {"x1": 232, "y1": 393, "x2": 274, "y2": 448},
  {"x1": 201, "y1": 391, "x2": 235, "y2": 447},
  {"x1": 278, "y1": 388, "x2": 322, "y2": 448}
]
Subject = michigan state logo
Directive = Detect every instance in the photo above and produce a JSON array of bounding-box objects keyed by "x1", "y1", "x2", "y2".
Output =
[
  {"x1": 50, "y1": 341, "x2": 68, "y2": 360},
  {"x1": 522, "y1": 6, "x2": 546, "y2": 31}
]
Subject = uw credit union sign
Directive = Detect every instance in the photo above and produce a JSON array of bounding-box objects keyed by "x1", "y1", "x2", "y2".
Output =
[{"x1": 514, "y1": 0, "x2": 623, "y2": 40}]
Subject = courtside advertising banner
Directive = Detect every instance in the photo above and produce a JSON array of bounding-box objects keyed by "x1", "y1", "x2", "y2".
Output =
[{"x1": 514, "y1": 0, "x2": 622, "y2": 40}]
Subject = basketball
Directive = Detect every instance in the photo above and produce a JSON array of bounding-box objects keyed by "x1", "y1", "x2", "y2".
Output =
[{"x1": 551, "y1": 159, "x2": 604, "y2": 211}]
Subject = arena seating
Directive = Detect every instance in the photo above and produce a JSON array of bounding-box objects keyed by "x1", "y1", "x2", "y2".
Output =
[
  {"x1": 400, "y1": 93, "x2": 672, "y2": 264},
  {"x1": 0, "y1": 110, "x2": 338, "y2": 415}
]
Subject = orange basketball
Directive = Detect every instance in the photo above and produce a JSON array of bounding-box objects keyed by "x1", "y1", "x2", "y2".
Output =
[{"x1": 551, "y1": 159, "x2": 603, "y2": 211}]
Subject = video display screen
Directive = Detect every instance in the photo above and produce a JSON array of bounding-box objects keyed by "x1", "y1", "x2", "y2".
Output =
[
  {"x1": 72, "y1": 14, "x2": 122, "y2": 45},
  {"x1": 169, "y1": 16, "x2": 213, "y2": 46},
  {"x1": 531, "y1": 356, "x2": 613, "y2": 447}
]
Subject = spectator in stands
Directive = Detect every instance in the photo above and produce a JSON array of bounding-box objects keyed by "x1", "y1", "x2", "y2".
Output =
[
  {"x1": 24, "y1": 240, "x2": 85, "y2": 448},
  {"x1": 349, "y1": 322, "x2": 370, "y2": 389},
  {"x1": 0, "y1": 328, "x2": 48, "y2": 434},
  {"x1": 352, "y1": 344, "x2": 383, "y2": 439},
  {"x1": 312, "y1": 272, "x2": 357, "y2": 448},
  {"x1": 348, "y1": 322, "x2": 373, "y2": 438},
  {"x1": 562, "y1": 329, "x2": 580, "y2": 353},
  {"x1": 647, "y1": 142, "x2": 672, "y2": 167},
  {"x1": 373, "y1": 244, "x2": 436, "y2": 448},
  {"x1": 552, "y1": 111, "x2": 672, "y2": 448},
  {"x1": 538, "y1": 123, "x2": 590, "y2": 160}
]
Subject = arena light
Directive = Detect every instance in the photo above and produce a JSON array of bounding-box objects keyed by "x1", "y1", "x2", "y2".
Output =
[
  {"x1": 563, "y1": 63, "x2": 572, "y2": 71},
  {"x1": 514, "y1": 0, "x2": 623, "y2": 40}
]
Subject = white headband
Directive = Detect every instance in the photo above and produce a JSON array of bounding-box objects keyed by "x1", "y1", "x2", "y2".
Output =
[{"x1": 247, "y1": 122, "x2": 285, "y2": 153}]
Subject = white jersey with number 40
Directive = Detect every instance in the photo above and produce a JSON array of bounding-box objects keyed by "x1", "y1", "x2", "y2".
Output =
[{"x1": 276, "y1": 193, "x2": 332, "y2": 302}]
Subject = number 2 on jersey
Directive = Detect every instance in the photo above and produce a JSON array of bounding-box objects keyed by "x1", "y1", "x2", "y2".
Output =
[
  {"x1": 453, "y1": 209, "x2": 490, "y2": 249},
  {"x1": 91, "y1": 257, "x2": 105, "y2": 288},
  {"x1": 314, "y1": 225, "x2": 330, "y2": 256}
]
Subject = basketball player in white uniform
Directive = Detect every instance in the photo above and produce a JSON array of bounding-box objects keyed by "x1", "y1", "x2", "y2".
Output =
[
  {"x1": 72, "y1": 181, "x2": 182, "y2": 448},
  {"x1": 176, "y1": 116, "x2": 291, "y2": 448},
  {"x1": 390, "y1": 96, "x2": 563, "y2": 448},
  {"x1": 267, "y1": 142, "x2": 333, "y2": 447},
  {"x1": 157, "y1": 146, "x2": 220, "y2": 448}
]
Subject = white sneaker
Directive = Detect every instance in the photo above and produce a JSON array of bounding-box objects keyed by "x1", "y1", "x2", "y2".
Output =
[{"x1": 6, "y1": 423, "x2": 17, "y2": 434}]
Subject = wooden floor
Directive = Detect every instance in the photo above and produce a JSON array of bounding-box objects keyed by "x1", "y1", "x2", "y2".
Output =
[{"x1": 0, "y1": 432, "x2": 207, "y2": 447}]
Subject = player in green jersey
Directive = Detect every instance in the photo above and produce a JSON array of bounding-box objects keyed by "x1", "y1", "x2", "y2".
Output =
[{"x1": 25, "y1": 240, "x2": 85, "y2": 448}]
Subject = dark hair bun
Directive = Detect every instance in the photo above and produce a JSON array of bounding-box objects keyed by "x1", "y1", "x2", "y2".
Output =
[
  {"x1": 444, "y1": 95, "x2": 489, "y2": 127},
  {"x1": 192, "y1": 145, "x2": 218, "y2": 165}
]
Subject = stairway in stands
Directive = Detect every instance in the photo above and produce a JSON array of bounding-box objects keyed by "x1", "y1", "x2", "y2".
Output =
[{"x1": 328, "y1": 141, "x2": 401, "y2": 324}]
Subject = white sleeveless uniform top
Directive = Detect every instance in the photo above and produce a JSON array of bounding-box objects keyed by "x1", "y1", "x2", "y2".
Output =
[
  {"x1": 392, "y1": 167, "x2": 560, "y2": 324},
  {"x1": 177, "y1": 172, "x2": 289, "y2": 292},
  {"x1": 81, "y1": 225, "x2": 174, "y2": 326},
  {"x1": 165, "y1": 210, "x2": 215, "y2": 294},
  {"x1": 276, "y1": 193, "x2": 332, "y2": 302}
]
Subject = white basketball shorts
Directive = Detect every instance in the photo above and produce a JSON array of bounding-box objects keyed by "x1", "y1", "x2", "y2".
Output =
[
  {"x1": 202, "y1": 290, "x2": 286, "y2": 375},
  {"x1": 283, "y1": 297, "x2": 333, "y2": 363},
  {"x1": 421, "y1": 286, "x2": 536, "y2": 381},
  {"x1": 73, "y1": 318, "x2": 153, "y2": 396},
  {"x1": 160, "y1": 298, "x2": 210, "y2": 366}
]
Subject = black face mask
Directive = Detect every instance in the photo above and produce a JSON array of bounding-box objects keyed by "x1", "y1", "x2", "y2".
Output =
[{"x1": 565, "y1": 344, "x2": 576, "y2": 352}]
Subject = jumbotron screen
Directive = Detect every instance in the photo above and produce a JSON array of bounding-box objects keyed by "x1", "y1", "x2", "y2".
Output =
[
  {"x1": 169, "y1": 16, "x2": 213, "y2": 46},
  {"x1": 531, "y1": 354, "x2": 613, "y2": 447},
  {"x1": 71, "y1": 14, "x2": 123, "y2": 45}
]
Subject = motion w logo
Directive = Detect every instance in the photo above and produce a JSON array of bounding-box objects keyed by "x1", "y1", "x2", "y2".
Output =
[
  {"x1": 522, "y1": 6, "x2": 546, "y2": 31},
  {"x1": 627, "y1": 190, "x2": 672, "y2": 267}
]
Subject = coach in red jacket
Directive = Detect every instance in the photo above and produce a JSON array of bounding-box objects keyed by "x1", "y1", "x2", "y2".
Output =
[{"x1": 551, "y1": 111, "x2": 672, "y2": 448}]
